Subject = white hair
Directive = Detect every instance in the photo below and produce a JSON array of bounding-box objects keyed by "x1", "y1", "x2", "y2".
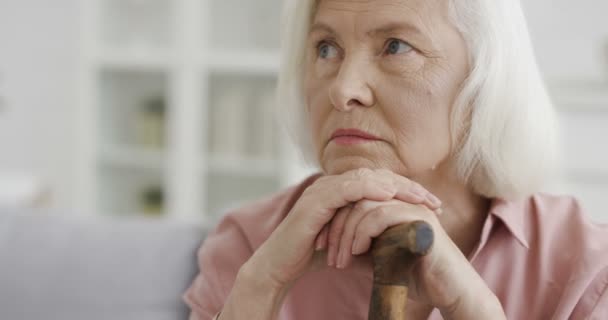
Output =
[{"x1": 276, "y1": 0, "x2": 558, "y2": 200}]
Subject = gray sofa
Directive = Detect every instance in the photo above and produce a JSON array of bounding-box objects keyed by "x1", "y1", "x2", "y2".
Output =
[{"x1": 0, "y1": 210, "x2": 207, "y2": 320}]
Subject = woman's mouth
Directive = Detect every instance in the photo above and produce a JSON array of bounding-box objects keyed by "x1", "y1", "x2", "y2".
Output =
[{"x1": 330, "y1": 128, "x2": 382, "y2": 145}]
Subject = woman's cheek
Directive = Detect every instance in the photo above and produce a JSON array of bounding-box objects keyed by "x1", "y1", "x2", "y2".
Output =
[
  {"x1": 306, "y1": 94, "x2": 328, "y2": 150},
  {"x1": 313, "y1": 58, "x2": 341, "y2": 79},
  {"x1": 380, "y1": 54, "x2": 425, "y2": 76}
]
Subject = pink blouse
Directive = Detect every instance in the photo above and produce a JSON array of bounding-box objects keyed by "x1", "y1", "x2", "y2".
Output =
[{"x1": 183, "y1": 174, "x2": 608, "y2": 319}]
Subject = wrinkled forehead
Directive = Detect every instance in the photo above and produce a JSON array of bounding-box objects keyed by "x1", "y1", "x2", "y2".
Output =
[
  {"x1": 313, "y1": 0, "x2": 447, "y2": 19},
  {"x1": 310, "y1": 0, "x2": 453, "y2": 52},
  {"x1": 311, "y1": 0, "x2": 450, "y2": 35}
]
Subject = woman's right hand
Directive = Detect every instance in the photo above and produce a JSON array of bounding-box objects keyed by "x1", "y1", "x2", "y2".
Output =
[{"x1": 242, "y1": 168, "x2": 442, "y2": 292}]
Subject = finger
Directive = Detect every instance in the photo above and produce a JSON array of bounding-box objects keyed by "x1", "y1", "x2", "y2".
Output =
[
  {"x1": 336, "y1": 202, "x2": 370, "y2": 269},
  {"x1": 352, "y1": 205, "x2": 429, "y2": 255},
  {"x1": 301, "y1": 169, "x2": 396, "y2": 230},
  {"x1": 434, "y1": 207, "x2": 444, "y2": 216},
  {"x1": 315, "y1": 224, "x2": 329, "y2": 251},
  {"x1": 375, "y1": 169, "x2": 442, "y2": 210},
  {"x1": 327, "y1": 206, "x2": 350, "y2": 267}
]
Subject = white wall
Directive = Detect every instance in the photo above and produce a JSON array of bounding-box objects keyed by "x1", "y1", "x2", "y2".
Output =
[
  {"x1": 0, "y1": 0, "x2": 80, "y2": 210},
  {"x1": 521, "y1": 0, "x2": 608, "y2": 222},
  {"x1": 522, "y1": 0, "x2": 608, "y2": 80}
]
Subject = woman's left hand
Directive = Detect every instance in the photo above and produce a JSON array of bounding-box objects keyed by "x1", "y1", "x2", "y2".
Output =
[{"x1": 319, "y1": 198, "x2": 504, "y2": 317}]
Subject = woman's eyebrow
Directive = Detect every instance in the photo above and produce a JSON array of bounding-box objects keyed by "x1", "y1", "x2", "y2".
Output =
[
  {"x1": 366, "y1": 22, "x2": 425, "y2": 38},
  {"x1": 309, "y1": 21, "x2": 336, "y2": 36},
  {"x1": 309, "y1": 21, "x2": 425, "y2": 39}
]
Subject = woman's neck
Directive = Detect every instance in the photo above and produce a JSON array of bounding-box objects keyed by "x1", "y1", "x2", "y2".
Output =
[
  {"x1": 419, "y1": 166, "x2": 491, "y2": 257},
  {"x1": 437, "y1": 185, "x2": 490, "y2": 257}
]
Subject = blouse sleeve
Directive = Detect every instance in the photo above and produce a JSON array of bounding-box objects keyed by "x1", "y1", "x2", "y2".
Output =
[
  {"x1": 183, "y1": 215, "x2": 254, "y2": 320},
  {"x1": 571, "y1": 266, "x2": 608, "y2": 319},
  {"x1": 590, "y1": 289, "x2": 608, "y2": 319}
]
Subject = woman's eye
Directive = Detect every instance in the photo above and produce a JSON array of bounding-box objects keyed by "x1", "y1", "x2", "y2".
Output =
[
  {"x1": 386, "y1": 39, "x2": 413, "y2": 55},
  {"x1": 318, "y1": 42, "x2": 339, "y2": 59}
]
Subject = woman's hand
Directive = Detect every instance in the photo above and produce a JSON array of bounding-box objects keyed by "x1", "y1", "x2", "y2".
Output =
[
  {"x1": 242, "y1": 168, "x2": 442, "y2": 293},
  {"x1": 323, "y1": 197, "x2": 503, "y2": 317}
]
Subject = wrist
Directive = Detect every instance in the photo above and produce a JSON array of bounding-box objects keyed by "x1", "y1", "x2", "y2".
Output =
[
  {"x1": 441, "y1": 285, "x2": 505, "y2": 320},
  {"x1": 219, "y1": 262, "x2": 288, "y2": 320},
  {"x1": 238, "y1": 259, "x2": 286, "y2": 295}
]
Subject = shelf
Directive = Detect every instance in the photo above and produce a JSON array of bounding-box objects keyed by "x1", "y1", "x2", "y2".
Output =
[
  {"x1": 95, "y1": 49, "x2": 173, "y2": 71},
  {"x1": 206, "y1": 50, "x2": 280, "y2": 75},
  {"x1": 79, "y1": 0, "x2": 305, "y2": 221},
  {"x1": 95, "y1": 210, "x2": 167, "y2": 218},
  {"x1": 99, "y1": 70, "x2": 168, "y2": 147},
  {"x1": 97, "y1": 164, "x2": 165, "y2": 218},
  {"x1": 549, "y1": 80, "x2": 608, "y2": 111},
  {"x1": 98, "y1": 144, "x2": 165, "y2": 170},
  {"x1": 207, "y1": 154, "x2": 278, "y2": 177},
  {"x1": 100, "y1": 0, "x2": 174, "y2": 50}
]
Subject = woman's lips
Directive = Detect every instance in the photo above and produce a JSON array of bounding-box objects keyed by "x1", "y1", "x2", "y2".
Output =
[{"x1": 330, "y1": 128, "x2": 381, "y2": 145}]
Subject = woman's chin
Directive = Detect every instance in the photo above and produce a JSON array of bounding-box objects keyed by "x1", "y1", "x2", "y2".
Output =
[{"x1": 322, "y1": 156, "x2": 386, "y2": 175}]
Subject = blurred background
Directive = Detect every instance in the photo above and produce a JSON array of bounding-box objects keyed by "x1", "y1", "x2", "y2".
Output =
[{"x1": 0, "y1": 0, "x2": 607, "y2": 225}]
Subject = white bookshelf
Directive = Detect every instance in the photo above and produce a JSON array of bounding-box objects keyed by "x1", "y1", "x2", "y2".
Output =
[
  {"x1": 77, "y1": 0, "x2": 315, "y2": 224},
  {"x1": 75, "y1": 0, "x2": 607, "y2": 225},
  {"x1": 206, "y1": 50, "x2": 280, "y2": 75}
]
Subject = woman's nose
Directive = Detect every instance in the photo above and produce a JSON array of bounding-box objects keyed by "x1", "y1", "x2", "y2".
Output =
[{"x1": 328, "y1": 59, "x2": 375, "y2": 112}]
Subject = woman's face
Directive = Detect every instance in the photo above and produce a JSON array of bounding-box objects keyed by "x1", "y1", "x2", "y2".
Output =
[{"x1": 304, "y1": 0, "x2": 469, "y2": 183}]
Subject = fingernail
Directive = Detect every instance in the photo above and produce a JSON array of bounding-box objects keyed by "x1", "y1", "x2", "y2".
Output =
[
  {"x1": 435, "y1": 207, "x2": 443, "y2": 215},
  {"x1": 426, "y1": 193, "x2": 442, "y2": 207},
  {"x1": 352, "y1": 238, "x2": 359, "y2": 254}
]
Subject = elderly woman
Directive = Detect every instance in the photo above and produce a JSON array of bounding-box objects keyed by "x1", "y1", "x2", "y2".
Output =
[{"x1": 184, "y1": 0, "x2": 608, "y2": 319}]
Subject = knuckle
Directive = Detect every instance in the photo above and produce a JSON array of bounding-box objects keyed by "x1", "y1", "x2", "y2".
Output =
[
  {"x1": 341, "y1": 180, "x2": 353, "y2": 191},
  {"x1": 377, "y1": 168, "x2": 393, "y2": 177},
  {"x1": 355, "y1": 220, "x2": 372, "y2": 237},
  {"x1": 410, "y1": 181, "x2": 423, "y2": 190},
  {"x1": 353, "y1": 168, "x2": 372, "y2": 180},
  {"x1": 372, "y1": 206, "x2": 391, "y2": 218},
  {"x1": 360, "y1": 179, "x2": 374, "y2": 191},
  {"x1": 370, "y1": 217, "x2": 389, "y2": 234},
  {"x1": 353, "y1": 199, "x2": 373, "y2": 212},
  {"x1": 352, "y1": 200, "x2": 366, "y2": 212},
  {"x1": 341, "y1": 181, "x2": 362, "y2": 201},
  {"x1": 356, "y1": 207, "x2": 388, "y2": 234}
]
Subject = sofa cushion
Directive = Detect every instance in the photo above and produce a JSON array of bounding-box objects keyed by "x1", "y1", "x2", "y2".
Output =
[{"x1": 0, "y1": 210, "x2": 206, "y2": 320}]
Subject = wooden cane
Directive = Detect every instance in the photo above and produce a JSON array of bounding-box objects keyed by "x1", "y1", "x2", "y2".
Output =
[{"x1": 368, "y1": 221, "x2": 434, "y2": 320}]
